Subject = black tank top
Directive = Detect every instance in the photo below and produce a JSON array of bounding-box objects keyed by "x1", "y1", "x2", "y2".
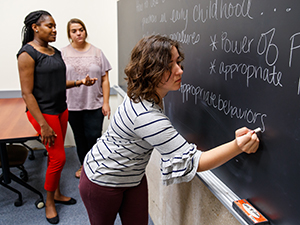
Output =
[{"x1": 17, "y1": 44, "x2": 67, "y2": 115}]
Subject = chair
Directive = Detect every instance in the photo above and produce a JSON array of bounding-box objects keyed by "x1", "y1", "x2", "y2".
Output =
[
  {"x1": 0, "y1": 144, "x2": 44, "y2": 208},
  {"x1": 20, "y1": 140, "x2": 48, "y2": 160}
]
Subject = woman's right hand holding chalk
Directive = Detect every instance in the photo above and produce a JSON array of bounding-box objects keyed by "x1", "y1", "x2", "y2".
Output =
[{"x1": 235, "y1": 127, "x2": 260, "y2": 154}]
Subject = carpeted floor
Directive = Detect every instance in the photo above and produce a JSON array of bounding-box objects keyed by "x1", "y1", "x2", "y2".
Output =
[{"x1": 0, "y1": 147, "x2": 154, "y2": 225}]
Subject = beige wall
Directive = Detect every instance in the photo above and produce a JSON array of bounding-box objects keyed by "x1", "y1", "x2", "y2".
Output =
[
  {"x1": 146, "y1": 150, "x2": 241, "y2": 225},
  {"x1": 0, "y1": 0, "x2": 118, "y2": 146},
  {"x1": 0, "y1": 0, "x2": 118, "y2": 90}
]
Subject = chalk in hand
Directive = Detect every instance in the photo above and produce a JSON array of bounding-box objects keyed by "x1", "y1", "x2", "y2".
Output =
[{"x1": 253, "y1": 127, "x2": 261, "y2": 133}]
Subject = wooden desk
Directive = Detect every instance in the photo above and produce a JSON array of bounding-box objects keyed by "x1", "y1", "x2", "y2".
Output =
[
  {"x1": 0, "y1": 98, "x2": 38, "y2": 141},
  {"x1": 0, "y1": 98, "x2": 44, "y2": 208}
]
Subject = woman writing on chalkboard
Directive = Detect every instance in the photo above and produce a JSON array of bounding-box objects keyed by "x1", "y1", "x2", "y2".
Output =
[{"x1": 79, "y1": 35, "x2": 260, "y2": 225}]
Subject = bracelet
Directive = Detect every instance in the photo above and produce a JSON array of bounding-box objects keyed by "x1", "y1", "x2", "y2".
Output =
[{"x1": 74, "y1": 79, "x2": 79, "y2": 87}]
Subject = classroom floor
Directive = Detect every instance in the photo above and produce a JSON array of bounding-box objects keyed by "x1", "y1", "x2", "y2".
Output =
[{"x1": 0, "y1": 147, "x2": 154, "y2": 225}]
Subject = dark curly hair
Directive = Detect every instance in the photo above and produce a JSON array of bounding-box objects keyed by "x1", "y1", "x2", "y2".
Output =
[
  {"x1": 125, "y1": 35, "x2": 184, "y2": 105},
  {"x1": 21, "y1": 10, "x2": 52, "y2": 46}
]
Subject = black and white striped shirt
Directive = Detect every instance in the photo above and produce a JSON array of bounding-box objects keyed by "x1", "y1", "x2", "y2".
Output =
[{"x1": 83, "y1": 95, "x2": 202, "y2": 187}]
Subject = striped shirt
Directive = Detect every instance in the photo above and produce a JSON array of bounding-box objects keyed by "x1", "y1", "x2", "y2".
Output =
[{"x1": 83, "y1": 95, "x2": 202, "y2": 187}]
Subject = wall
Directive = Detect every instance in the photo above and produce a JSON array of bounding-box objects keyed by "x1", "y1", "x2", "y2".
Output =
[
  {"x1": 0, "y1": 0, "x2": 118, "y2": 145},
  {"x1": 0, "y1": 0, "x2": 118, "y2": 90},
  {"x1": 146, "y1": 150, "x2": 240, "y2": 225}
]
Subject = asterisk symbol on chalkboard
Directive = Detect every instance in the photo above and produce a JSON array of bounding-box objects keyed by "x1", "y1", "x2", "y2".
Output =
[
  {"x1": 209, "y1": 59, "x2": 216, "y2": 74},
  {"x1": 210, "y1": 34, "x2": 218, "y2": 51}
]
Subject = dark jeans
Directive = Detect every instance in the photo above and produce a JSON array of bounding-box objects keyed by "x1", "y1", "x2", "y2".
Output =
[
  {"x1": 68, "y1": 108, "x2": 104, "y2": 164},
  {"x1": 79, "y1": 168, "x2": 149, "y2": 225}
]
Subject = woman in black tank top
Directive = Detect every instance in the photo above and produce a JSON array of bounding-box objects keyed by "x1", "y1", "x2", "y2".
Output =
[{"x1": 17, "y1": 10, "x2": 97, "y2": 224}]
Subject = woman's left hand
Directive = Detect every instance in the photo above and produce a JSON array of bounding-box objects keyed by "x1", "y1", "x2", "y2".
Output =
[
  {"x1": 82, "y1": 74, "x2": 97, "y2": 86},
  {"x1": 102, "y1": 103, "x2": 111, "y2": 119}
]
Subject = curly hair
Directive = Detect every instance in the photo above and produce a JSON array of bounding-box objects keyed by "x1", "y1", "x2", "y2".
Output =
[
  {"x1": 125, "y1": 35, "x2": 184, "y2": 105},
  {"x1": 21, "y1": 10, "x2": 52, "y2": 46}
]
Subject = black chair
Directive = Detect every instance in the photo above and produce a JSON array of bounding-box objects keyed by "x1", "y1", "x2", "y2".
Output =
[
  {"x1": 0, "y1": 144, "x2": 44, "y2": 208},
  {"x1": 20, "y1": 140, "x2": 48, "y2": 160}
]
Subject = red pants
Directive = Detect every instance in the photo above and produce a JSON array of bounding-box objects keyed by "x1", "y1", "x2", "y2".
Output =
[
  {"x1": 79, "y1": 168, "x2": 149, "y2": 225},
  {"x1": 27, "y1": 109, "x2": 68, "y2": 192}
]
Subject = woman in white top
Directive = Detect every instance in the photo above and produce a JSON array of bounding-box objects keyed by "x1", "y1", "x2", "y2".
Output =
[
  {"x1": 79, "y1": 35, "x2": 260, "y2": 225},
  {"x1": 61, "y1": 18, "x2": 112, "y2": 179}
]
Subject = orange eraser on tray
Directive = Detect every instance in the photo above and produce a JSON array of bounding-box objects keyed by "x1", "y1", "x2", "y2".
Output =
[{"x1": 232, "y1": 199, "x2": 269, "y2": 225}]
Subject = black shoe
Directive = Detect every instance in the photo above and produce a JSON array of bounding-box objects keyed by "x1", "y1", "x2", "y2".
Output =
[
  {"x1": 46, "y1": 214, "x2": 59, "y2": 224},
  {"x1": 54, "y1": 197, "x2": 76, "y2": 205}
]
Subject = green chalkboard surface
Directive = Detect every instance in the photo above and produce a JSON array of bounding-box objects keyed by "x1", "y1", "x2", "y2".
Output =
[{"x1": 118, "y1": 1, "x2": 300, "y2": 224}]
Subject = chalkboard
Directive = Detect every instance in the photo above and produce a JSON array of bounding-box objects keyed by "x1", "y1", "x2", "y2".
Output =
[{"x1": 117, "y1": 1, "x2": 300, "y2": 224}]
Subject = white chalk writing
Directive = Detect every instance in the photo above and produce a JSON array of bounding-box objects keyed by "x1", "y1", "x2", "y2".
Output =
[
  {"x1": 179, "y1": 83, "x2": 266, "y2": 132},
  {"x1": 193, "y1": 0, "x2": 253, "y2": 23}
]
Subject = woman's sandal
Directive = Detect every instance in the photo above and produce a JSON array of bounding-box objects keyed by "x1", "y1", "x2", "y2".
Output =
[{"x1": 75, "y1": 166, "x2": 82, "y2": 179}]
